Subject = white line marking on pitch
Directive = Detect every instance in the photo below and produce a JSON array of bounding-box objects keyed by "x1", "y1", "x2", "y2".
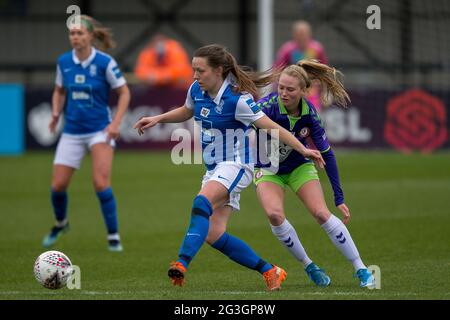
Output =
[{"x1": 0, "y1": 290, "x2": 424, "y2": 296}]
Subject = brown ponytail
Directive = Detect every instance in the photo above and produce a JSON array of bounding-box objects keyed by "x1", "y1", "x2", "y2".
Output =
[
  {"x1": 194, "y1": 44, "x2": 278, "y2": 100},
  {"x1": 80, "y1": 15, "x2": 116, "y2": 51}
]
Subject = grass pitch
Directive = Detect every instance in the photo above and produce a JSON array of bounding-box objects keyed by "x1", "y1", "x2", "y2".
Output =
[{"x1": 0, "y1": 151, "x2": 449, "y2": 300}]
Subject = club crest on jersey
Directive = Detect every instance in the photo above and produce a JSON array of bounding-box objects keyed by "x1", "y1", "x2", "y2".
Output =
[
  {"x1": 299, "y1": 127, "x2": 310, "y2": 138},
  {"x1": 200, "y1": 107, "x2": 210, "y2": 118},
  {"x1": 89, "y1": 64, "x2": 97, "y2": 77},
  {"x1": 75, "y1": 74, "x2": 85, "y2": 84},
  {"x1": 215, "y1": 99, "x2": 224, "y2": 114}
]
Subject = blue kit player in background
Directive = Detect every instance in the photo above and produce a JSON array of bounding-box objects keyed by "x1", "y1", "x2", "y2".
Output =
[
  {"x1": 42, "y1": 15, "x2": 130, "y2": 252},
  {"x1": 134, "y1": 44, "x2": 325, "y2": 291},
  {"x1": 254, "y1": 59, "x2": 376, "y2": 288}
]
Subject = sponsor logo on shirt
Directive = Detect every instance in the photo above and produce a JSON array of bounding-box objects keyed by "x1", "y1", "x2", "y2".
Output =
[
  {"x1": 200, "y1": 107, "x2": 210, "y2": 118},
  {"x1": 278, "y1": 142, "x2": 293, "y2": 162},
  {"x1": 75, "y1": 74, "x2": 85, "y2": 84},
  {"x1": 72, "y1": 91, "x2": 90, "y2": 100}
]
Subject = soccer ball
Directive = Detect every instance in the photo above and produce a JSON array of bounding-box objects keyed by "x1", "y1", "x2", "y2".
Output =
[{"x1": 34, "y1": 251, "x2": 73, "y2": 289}]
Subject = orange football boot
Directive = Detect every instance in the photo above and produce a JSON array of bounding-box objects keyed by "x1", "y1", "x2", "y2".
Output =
[
  {"x1": 168, "y1": 261, "x2": 187, "y2": 286},
  {"x1": 262, "y1": 265, "x2": 287, "y2": 291}
]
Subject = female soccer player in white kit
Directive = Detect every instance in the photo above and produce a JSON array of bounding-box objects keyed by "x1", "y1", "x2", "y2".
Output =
[
  {"x1": 42, "y1": 15, "x2": 130, "y2": 252},
  {"x1": 134, "y1": 44, "x2": 325, "y2": 290}
]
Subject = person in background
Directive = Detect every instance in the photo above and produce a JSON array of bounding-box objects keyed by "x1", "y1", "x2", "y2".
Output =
[
  {"x1": 42, "y1": 15, "x2": 130, "y2": 252},
  {"x1": 134, "y1": 34, "x2": 193, "y2": 89},
  {"x1": 274, "y1": 20, "x2": 328, "y2": 111}
]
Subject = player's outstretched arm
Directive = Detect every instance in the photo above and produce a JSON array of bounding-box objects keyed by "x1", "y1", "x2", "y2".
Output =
[
  {"x1": 253, "y1": 115, "x2": 325, "y2": 168},
  {"x1": 133, "y1": 105, "x2": 193, "y2": 135}
]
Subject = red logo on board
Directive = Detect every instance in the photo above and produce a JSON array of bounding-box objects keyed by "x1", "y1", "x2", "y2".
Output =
[{"x1": 384, "y1": 89, "x2": 448, "y2": 153}]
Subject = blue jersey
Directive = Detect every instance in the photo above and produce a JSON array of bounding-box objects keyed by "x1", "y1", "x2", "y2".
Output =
[
  {"x1": 55, "y1": 48, "x2": 126, "y2": 134},
  {"x1": 185, "y1": 74, "x2": 264, "y2": 171},
  {"x1": 256, "y1": 92, "x2": 345, "y2": 206}
]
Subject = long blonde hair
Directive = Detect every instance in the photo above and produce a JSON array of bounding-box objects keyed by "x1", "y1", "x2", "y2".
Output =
[
  {"x1": 194, "y1": 44, "x2": 278, "y2": 100},
  {"x1": 79, "y1": 15, "x2": 116, "y2": 51},
  {"x1": 282, "y1": 59, "x2": 350, "y2": 108}
]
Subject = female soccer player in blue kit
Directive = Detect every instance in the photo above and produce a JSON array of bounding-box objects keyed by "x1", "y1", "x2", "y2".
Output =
[
  {"x1": 254, "y1": 60, "x2": 375, "y2": 288},
  {"x1": 134, "y1": 44, "x2": 325, "y2": 291},
  {"x1": 42, "y1": 15, "x2": 130, "y2": 252}
]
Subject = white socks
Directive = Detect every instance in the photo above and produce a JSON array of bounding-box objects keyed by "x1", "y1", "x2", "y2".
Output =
[
  {"x1": 271, "y1": 219, "x2": 312, "y2": 268},
  {"x1": 55, "y1": 218, "x2": 68, "y2": 228},
  {"x1": 107, "y1": 233, "x2": 120, "y2": 241},
  {"x1": 321, "y1": 214, "x2": 366, "y2": 271},
  {"x1": 271, "y1": 215, "x2": 367, "y2": 272}
]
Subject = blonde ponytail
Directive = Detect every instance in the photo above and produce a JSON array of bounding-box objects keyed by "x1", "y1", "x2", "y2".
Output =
[{"x1": 296, "y1": 59, "x2": 350, "y2": 108}]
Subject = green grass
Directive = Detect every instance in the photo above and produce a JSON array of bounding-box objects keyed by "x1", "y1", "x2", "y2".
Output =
[{"x1": 0, "y1": 151, "x2": 449, "y2": 300}]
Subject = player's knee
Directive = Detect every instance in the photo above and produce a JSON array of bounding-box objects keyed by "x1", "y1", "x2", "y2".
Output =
[
  {"x1": 205, "y1": 235, "x2": 217, "y2": 245},
  {"x1": 51, "y1": 181, "x2": 68, "y2": 192},
  {"x1": 206, "y1": 229, "x2": 224, "y2": 245},
  {"x1": 93, "y1": 178, "x2": 109, "y2": 192},
  {"x1": 312, "y1": 210, "x2": 331, "y2": 224},
  {"x1": 206, "y1": 224, "x2": 226, "y2": 245},
  {"x1": 267, "y1": 209, "x2": 285, "y2": 226}
]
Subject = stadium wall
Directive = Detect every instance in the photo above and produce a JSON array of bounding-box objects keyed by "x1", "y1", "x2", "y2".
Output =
[{"x1": 23, "y1": 85, "x2": 449, "y2": 153}]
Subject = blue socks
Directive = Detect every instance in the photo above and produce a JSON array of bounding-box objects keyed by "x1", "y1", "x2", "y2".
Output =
[
  {"x1": 177, "y1": 195, "x2": 272, "y2": 274},
  {"x1": 96, "y1": 187, "x2": 118, "y2": 235},
  {"x1": 178, "y1": 195, "x2": 213, "y2": 268},
  {"x1": 51, "y1": 190, "x2": 68, "y2": 223},
  {"x1": 212, "y1": 232, "x2": 272, "y2": 274},
  {"x1": 51, "y1": 188, "x2": 118, "y2": 235}
]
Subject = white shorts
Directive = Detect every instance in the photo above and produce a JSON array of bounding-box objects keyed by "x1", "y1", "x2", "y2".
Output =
[
  {"x1": 53, "y1": 131, "x2": 115, "y2": 169},
  {"x1": 201, "y1": 161, "x2": 253, "y2": 211}
]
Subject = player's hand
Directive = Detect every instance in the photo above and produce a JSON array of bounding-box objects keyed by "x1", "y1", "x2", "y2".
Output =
[
  {"x1": 48, "y1": 113, "x2": 60, "y2": 134},
  {"x1": 105, "y1": 122, "x2": 120, "y2": 141},
  {"x1": 337, "y1": 203, "x2": 351, "y2": 224},
  {"x1": 302, "y1": 149, "x2": 325, "y2": 169},
  {"x1": 133, "y1": 116, "x2": 160, "y2": 136}
]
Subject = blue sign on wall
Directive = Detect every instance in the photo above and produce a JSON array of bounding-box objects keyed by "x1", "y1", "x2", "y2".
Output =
[{"x1": 0, "y1": 84, "x2": 24, "y2": 155}]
